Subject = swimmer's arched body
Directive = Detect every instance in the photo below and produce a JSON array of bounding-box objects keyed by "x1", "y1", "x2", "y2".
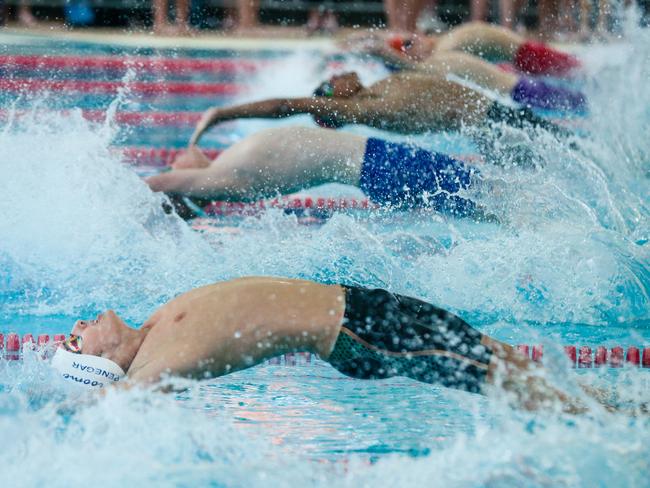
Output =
[
  {"x1": 189, "y1": 71, "x2": 565, "y2": 144},
  {"x1": 55, "y1": 276, "x2": 618, "y2": 414},
  {"x1": 148, "y1": 127, "x2": 494, "y2": 221},
  {"x1": 343, "y1": 21, "x2": 581, "y2": 77},
  {"x1": 377, "y1": 50, "x2": 586, "y2": 112}
]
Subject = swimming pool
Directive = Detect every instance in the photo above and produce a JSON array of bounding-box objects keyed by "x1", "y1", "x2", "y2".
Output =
[{"x1": 1, "y1": 18, "x2": 649, "y2": 486}]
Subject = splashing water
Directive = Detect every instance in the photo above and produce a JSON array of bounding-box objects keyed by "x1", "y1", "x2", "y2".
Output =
[{"x1": 0, "y1": 11, "x2": 649, "y2": 487}]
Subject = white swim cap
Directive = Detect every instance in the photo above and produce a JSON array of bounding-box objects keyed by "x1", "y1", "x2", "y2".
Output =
[{"x1": 51, "y1": 347, "x2": 125, "y2": 389}]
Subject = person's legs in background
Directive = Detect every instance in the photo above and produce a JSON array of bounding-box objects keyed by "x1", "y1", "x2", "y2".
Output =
[
  {"x1": 384, "y1": 0, "x2": 425, "y2": 32},
  {"x1": 18, "y1": 0, "x2": 37, "y2": 26},
  {"x1": 471, "y1": 0, "x2": 489, "y2": 22},
  {"x1": 153, "y1": 0, "x2": 191, "y2": 35},
  {"x1": 499, "y1": 0, "x2": 515, "y2": 28},
  {"x1": 537, "y1": 0, "x2": 561, "y2": 39},
  {"x1": 237, "y1": 0, "x2": 259, "y2": 30},
  {"x1": 472, "y1": 0, "x2": 525, "y2": 30}
]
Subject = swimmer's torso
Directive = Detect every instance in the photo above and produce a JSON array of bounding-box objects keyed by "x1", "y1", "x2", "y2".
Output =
[
  {"x1": 364, "y1": 73, "x2": 490, "y2": 131},
  {"x1": 126, "y1": 278, "x2": 345, "y2": 382}
]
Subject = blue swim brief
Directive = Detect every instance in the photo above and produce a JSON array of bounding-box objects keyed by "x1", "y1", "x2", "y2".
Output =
[{"x1": 358, "y1": 138, "x2": 479, "y2": 217}]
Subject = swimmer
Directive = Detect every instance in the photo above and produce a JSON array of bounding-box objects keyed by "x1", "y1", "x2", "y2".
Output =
[
  {"x1": 52, "y1": 276, "x2": 620, "y2": 414},
  {"x1": 376, "y1": 50, "x2": 586, "y2": 112},
  {"x1": 189, "y1": 71, "x2": 566, "y2": 143},
  {"x1": 343, "y1": 21, "x2": 582, "y2": 77},
  {"x1": 149, "y1": 126, "x2": 490, "y2": 220}
]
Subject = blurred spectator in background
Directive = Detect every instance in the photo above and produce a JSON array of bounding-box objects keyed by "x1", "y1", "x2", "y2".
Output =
[
  {"x1": 384, "y1": 0, "x2": 447, "y2": 34},
  {"x1": 384, "y1": 0, "x2": 425, "y2": 32},
  {"x1": 17, "y1": 0, "x2": 37, "y2": 26},
  {"x1": 471, "y1": 0, "x2": 526, "y2": 29},
  {"x1": 237, "y1": 0, "x2": 259, "y2": 30},
  {"x1": 153, "y1": 0, "x2": 190, "y2": 34},
  {"x1": 65, "y1": 0, "x2": 95, "y2": 27},
  {"x1": 559, "y1": 0, "x2": 614, "y2": 40},
  {"x1": 537, "y1": 0, "x2": 560, "y2": 37},
  {"x1": 307, "y1": 3, "x2": 339, "y2": 35},
  {"x1": 416, "y1": 0, "x2": 446, "y2": 33}
]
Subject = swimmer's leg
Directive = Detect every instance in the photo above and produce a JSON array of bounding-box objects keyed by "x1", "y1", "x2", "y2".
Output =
[
  {"x1": 325, "y1": 287, "x2": 617, "y2": 414},
  {"x1": 438, "y1": 22, "x2": 581, "y2": 75},
  {"x1": 482, "y1": 337, "x2": 636, "y2": 414},
  {"x1": 437, "y1": 21, "x2": 525, "y2": 59}
]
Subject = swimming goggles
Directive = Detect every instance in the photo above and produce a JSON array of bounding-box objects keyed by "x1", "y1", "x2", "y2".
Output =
[
  {"x1": 313, "y1": 80, "x2": 334, "y2": 98},
  {"x1": 62, "y1": 334, "x2": 83, "y2": 354}
]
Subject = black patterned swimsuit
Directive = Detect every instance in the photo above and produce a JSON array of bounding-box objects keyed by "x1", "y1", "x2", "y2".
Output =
[{"x1": 327, "y1": 286, "x2": 493, "y2": 394}]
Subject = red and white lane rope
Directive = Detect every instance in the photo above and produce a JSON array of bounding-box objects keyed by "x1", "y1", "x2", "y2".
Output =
[
  {"x1": 203, "y1": 197, "x2": 379, "y2": 217},
  {"x1": 0, "y1": 54, "x2": 383, "y2": 76},
  {"x1": 0, "y1": 54, "x2": 261, "y2": 74},
  {"x1": 0, "y1": 109, "x2": 202, "y2": 126},
  {"x1": 0, "y1": 78, "x2": 243, "y2": 96},
  {"x1": 2, "y1": 333, "x2": 649, "y2": 368}
]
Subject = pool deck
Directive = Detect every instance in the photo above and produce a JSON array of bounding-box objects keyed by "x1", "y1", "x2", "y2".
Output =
[
  {"x1": 0, "y1": 20, "x2": 585, "y2": 53},
  {"x1": 0, "y1": 22, "x2": 340, "y2": 51}
]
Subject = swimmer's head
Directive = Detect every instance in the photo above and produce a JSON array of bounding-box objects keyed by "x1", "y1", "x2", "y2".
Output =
[
  {"x1": 313, "y1": 72, "x2": 363, "y2": 99},
  {"x1": 70, "y1": 310, "x2": 129, "y2": 358},
  {"x1": 51, "y1": 341, "x2": 126, "y2": 389},
  {"x1": 386, "y1": 34, "x2": 432, "y2": 61},
  {"x1": 312, "y1": 72, "x2": 363, "y2": 128},
  {"x1": 51, "y1": 311, "x2": 133, "y2": 389},
  {"x1": 388, "y1": 35, "x2": 414, "y2": 53}
]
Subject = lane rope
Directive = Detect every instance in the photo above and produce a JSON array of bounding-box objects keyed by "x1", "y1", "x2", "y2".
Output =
[
  {"x1": 2, "y1": 333, "x2": 649, "y2": 368},
  {"x1": 203, "y1": 197, "x2": 378, "y2": 216},
  {"x1": 0, "y1": 54, "x2": 379, "y2": 76},
  {"x1": 0, "y1": 109, "x2": 202, "y2": 126},
  {"x1": 0, "y1": 78, "x2": 243, "y2": 96},
  {"x1": 0, "y1": 54, "x2": 261, "y2": 74}
]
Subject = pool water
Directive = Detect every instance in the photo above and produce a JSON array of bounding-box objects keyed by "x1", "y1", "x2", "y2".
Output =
[{"x1": 1, "y1": 12, "x2": 649, "y2": 487}]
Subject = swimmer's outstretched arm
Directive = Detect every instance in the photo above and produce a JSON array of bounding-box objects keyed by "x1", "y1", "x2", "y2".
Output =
[
  {"x1": 190, "y1": 98, "x2": 307, "y2": 145},
  {"x1": 189, "y1": 97, "x2": 386, "y2": 145}
]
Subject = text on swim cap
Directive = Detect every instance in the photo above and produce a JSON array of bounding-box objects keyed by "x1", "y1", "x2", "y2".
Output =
[
  {"x1": 72, "y1": 361, "x2": 121, "y2": 381},
  {"x1": 62, "y1": 373, "x2": 104, "y2": 388}
]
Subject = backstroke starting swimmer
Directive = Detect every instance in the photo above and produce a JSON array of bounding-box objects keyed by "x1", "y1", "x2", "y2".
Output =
[
  {"x1": 147, "y1": 126, "x2": 493, "y2": 220},
  {"x1": 52, "y1": 277, "x2": 618, "y2": 414}
]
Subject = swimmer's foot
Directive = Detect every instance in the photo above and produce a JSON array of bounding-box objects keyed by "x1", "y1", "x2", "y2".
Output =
[{"x1": 171, "y1": 146, "x2": 212, "y2": 170}]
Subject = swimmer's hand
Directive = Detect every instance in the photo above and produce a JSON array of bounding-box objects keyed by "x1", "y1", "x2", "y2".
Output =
[{"x1": 189, "y1": 107, "x2": 222, "y2": 146}]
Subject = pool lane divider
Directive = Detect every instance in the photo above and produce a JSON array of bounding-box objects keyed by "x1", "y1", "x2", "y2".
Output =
[
  {"x1": 203, "y1": 197, "x2": 379, "y2": 217},
  {"x1": 2, "y1": 333, "x2": 649, "y2": 368},
  {"x1": 0, "y1": 54, "x2": 377, "y2": 76},
  {"x1": 0, "y1": 109, "x2": 202, "y2": 126},
  {"x1": 0, "y1": 54, "x2": 261, "y2": 74},
  {"x1": 516, "y1": 344, "x2": 650, "y2": 368},
  {"x1": 0, "y1": 78, "x2": 243, "y2": 96}
]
